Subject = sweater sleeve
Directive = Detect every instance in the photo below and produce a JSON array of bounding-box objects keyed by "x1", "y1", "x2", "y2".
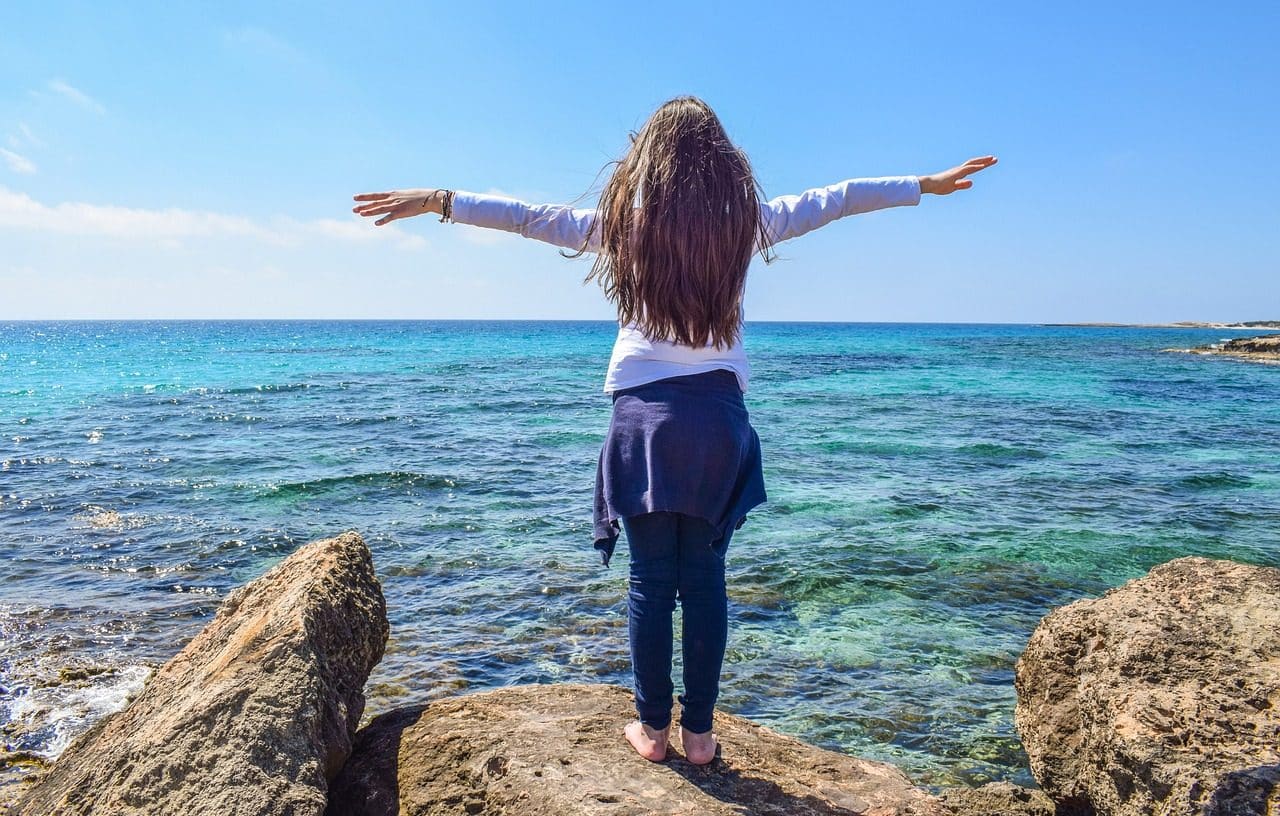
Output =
[
  {"x1": 449, "y1": 191, "x2": 600, "y2": 253},
  {"x1": 760, "y1": 176, "x2": 921, "y2": 247}
]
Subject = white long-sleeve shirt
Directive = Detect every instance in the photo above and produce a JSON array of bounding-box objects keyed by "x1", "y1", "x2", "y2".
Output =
[{"x1": 448, "y1": 176, "x2": 922, "y2": 393}]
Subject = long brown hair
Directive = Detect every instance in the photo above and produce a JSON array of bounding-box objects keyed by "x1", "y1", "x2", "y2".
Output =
[{"x1": 568, "y1": 96, "x2": 774, "y2": 349}]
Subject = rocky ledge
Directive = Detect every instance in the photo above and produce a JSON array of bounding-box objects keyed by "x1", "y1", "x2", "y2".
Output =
[
  {"x1": 4, "y1": 534, "x2": 1278, "y2": 815},
  {"x1": 1166, "y1": 333, "x2": 1280, "y2": 363},
  {"x1": 327, "y1": 682, "x2": 946, "y2": 816}
]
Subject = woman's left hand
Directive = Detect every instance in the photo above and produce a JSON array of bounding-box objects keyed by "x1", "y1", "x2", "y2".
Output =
[
  {"x1": 352, "y1": 188, "x2": 444, "y2": 226},
  {"x1": 920, "y1": 156, "x2": 998, "y2": 195}
]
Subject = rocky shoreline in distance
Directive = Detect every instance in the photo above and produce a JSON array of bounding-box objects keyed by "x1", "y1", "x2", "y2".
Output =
[
  {"x1": 1047, "y1": 320, "x2": 1280, "y2": 329},
  {"x1": 3, "y1": 532, "x2": 1277, "y2": 815},
  {"x1": 1164, "y1": 333, "x2": 1280, "y2": 364}
]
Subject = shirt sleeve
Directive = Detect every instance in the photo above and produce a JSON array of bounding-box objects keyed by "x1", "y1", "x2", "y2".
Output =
[
  {"x1": 759, "y1": 176, "x2": 921, "y2": 247},
  {"x1": 449, "y1": 191, "x2": 600, "y2": 253}
]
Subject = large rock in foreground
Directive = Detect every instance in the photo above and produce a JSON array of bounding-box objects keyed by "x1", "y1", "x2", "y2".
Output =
[
  {"x1": 327, "y1": 683, "x2": 946, "y2": 816},
  {"x1": 1015, "y1": 556, "x2": 1280, "y2": 816},
  {"x1": 13, "y1": 531, "x2": 389, "y2": 816}
]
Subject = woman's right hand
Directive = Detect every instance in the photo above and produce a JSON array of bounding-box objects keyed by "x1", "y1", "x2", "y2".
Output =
[
  {"x1": 352, "y1": 189, "x2": 445, "y2": 226},
  {"x1": 919, "y1": 157, "x2": 997, "y2": 195}
]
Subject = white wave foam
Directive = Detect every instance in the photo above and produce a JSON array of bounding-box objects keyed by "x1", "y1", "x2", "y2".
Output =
[{"x1": 3, "y1": 664, "x2": 153, "y2": 759}]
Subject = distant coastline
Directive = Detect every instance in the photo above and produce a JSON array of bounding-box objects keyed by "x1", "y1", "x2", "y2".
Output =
[{"x1": 1045, "y1": 321, "x2": 1280, "y2": 330}]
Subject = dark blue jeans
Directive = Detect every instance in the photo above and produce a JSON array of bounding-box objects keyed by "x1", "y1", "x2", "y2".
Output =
[{"x1": 622, "y1": 511, "x2": 730, "y2": 734}]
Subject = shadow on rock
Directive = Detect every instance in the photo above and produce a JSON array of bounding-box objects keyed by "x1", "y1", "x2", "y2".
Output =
[{"x1": 328, "y1": 683, "x2": 946, "y2": 815}]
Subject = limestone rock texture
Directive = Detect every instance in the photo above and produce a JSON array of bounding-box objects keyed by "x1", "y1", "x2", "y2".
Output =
[
  {"x1": 937, "y1": 781, "x2": 1055, "y2": 816},
  {"x1": 326, "y1": 682, "x2": 946, "y2": 816},
  {"x1": 1014, "y1": 556, "x2": 1280, "y2": 816},
  {"x1": 12, "y1": 530, "x2": 389, "y2": 816}
]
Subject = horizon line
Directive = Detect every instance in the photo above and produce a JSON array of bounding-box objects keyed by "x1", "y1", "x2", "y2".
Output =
[{"x1": 2, "y1": 318, "x2": 1276, "y2": 327}]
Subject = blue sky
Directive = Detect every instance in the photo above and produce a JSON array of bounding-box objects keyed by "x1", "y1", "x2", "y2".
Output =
[{"x1": 2, "y1": 2, "x2": 1276, "y2": 322}]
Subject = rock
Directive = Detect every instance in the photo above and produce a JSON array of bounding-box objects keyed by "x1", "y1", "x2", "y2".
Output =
[
  {"x1": 938, "y1": 781, "x2": 1054, "y2": 816},
  {"x1": 326, "y1": 682, "x2": 946, "y2": 816},
  {"x1": 53, "y1": 665, "x2": 108, "y2": 685},
  {"x1": 1, "y1": 751, "x2": 51, "y2": 810},
  {"x1": 1014, "y1": 556, "x2": 1280, "y2": 816},
  {"x1": 12, "y1": 530, "x2": 388, "y2": 816},
  {"x1": 1170, "y1": 333, "x2": 1280, "y2": 363},
  {"x1": 1213, "y1": 334, "x2": 1280, "y2": 357}
]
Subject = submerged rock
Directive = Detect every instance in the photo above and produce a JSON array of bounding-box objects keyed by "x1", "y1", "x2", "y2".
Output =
[
  {"x1": 1014, "y1": 556, "x2": 1280, "y2": 816},
  {"x1": 12, "y1": 530, "x2": 388, "y2": 816},
  {"x1": 326, "y1": 682, "x2": 946, "y2": 816}
]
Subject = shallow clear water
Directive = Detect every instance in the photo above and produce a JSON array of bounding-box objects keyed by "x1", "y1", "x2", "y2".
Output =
[{"x1": 2, "y1": 320, "x2": 1278, "y2": 787}]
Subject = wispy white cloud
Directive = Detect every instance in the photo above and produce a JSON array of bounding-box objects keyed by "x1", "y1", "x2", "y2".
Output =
[
  {"x1": 6, "y1": 124, "x2": 43, "y2": 169},
  {"x1": 45, "y1": 79, "x2": 106, "y2": 114},
  {"x1": 0, "y1": 187, "x2": 425, "y2": 250},
  {"x1": 221, "y1": 26, "x2": 306, "y2": 65},
  {"x1": 17, "y1": 123, "x2": 43, "y2": 148},
  {"x1": 0, "y1": 149, "x2": 37, "y2": 175}
]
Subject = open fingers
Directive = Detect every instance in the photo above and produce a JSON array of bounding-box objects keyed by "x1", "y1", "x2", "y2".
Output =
[
  {"x1": 953, "y1": 157, "x2": 998, "y2": 180},
  {"x1": 353, "y1": 192, "x2": 393, "y2": 202},
  {"x1": 353, "y1": 202, "x2": 400, "y2": 216},
  {"x1": 960, "y1": 156, "x2": 998, "y2": 173}
]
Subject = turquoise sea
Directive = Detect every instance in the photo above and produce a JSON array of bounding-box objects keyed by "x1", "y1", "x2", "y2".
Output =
[{"x1": 2, "y1": 320, "x2": 1278, "y2": 788}]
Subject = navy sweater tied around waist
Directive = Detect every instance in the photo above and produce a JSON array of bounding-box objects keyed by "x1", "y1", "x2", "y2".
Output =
[{"x1": 592, "y1": 368, "x2": 767, "y2": 566}]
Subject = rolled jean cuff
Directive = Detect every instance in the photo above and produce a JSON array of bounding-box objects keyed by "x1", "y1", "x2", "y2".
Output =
[
  {"x1": 677, "y1": 694, "x2": 713, "y2": 733},
  {"x1": 637, "y1": 706, "x2": 672, "y2": 731}
]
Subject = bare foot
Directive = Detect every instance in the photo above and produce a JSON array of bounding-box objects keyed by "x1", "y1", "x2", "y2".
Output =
[
  {"x1": 680, "y1": 726, "x2": 718, "y2": 765},
  {"x1": 624, "y1": 720, "x2": 669, "y2": 762}
]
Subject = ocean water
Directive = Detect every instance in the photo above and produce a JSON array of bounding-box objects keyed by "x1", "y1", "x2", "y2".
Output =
[{"x1": 2, "y1": 320, "x2": 1278, "y2": 788}]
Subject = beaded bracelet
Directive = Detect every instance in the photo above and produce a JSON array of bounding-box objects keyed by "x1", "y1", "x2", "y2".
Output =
[
  {"x1": 420, "y1": 189, "x2": 455, "y2": 222},
  {"x1": 438, "y1": 189, "x2": 454, "y2": 223}
]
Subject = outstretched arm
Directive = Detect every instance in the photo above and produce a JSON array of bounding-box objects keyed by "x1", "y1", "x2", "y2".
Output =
[
  {"x1": 761, "y1": 176, "x2": 922, "y2": 246},
  {"x1": 760, "y1": 156, "x2": 997, "y2": 246},
  {"x1": 352, "y1": 188, "x2": 600, "y2": 252}
]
